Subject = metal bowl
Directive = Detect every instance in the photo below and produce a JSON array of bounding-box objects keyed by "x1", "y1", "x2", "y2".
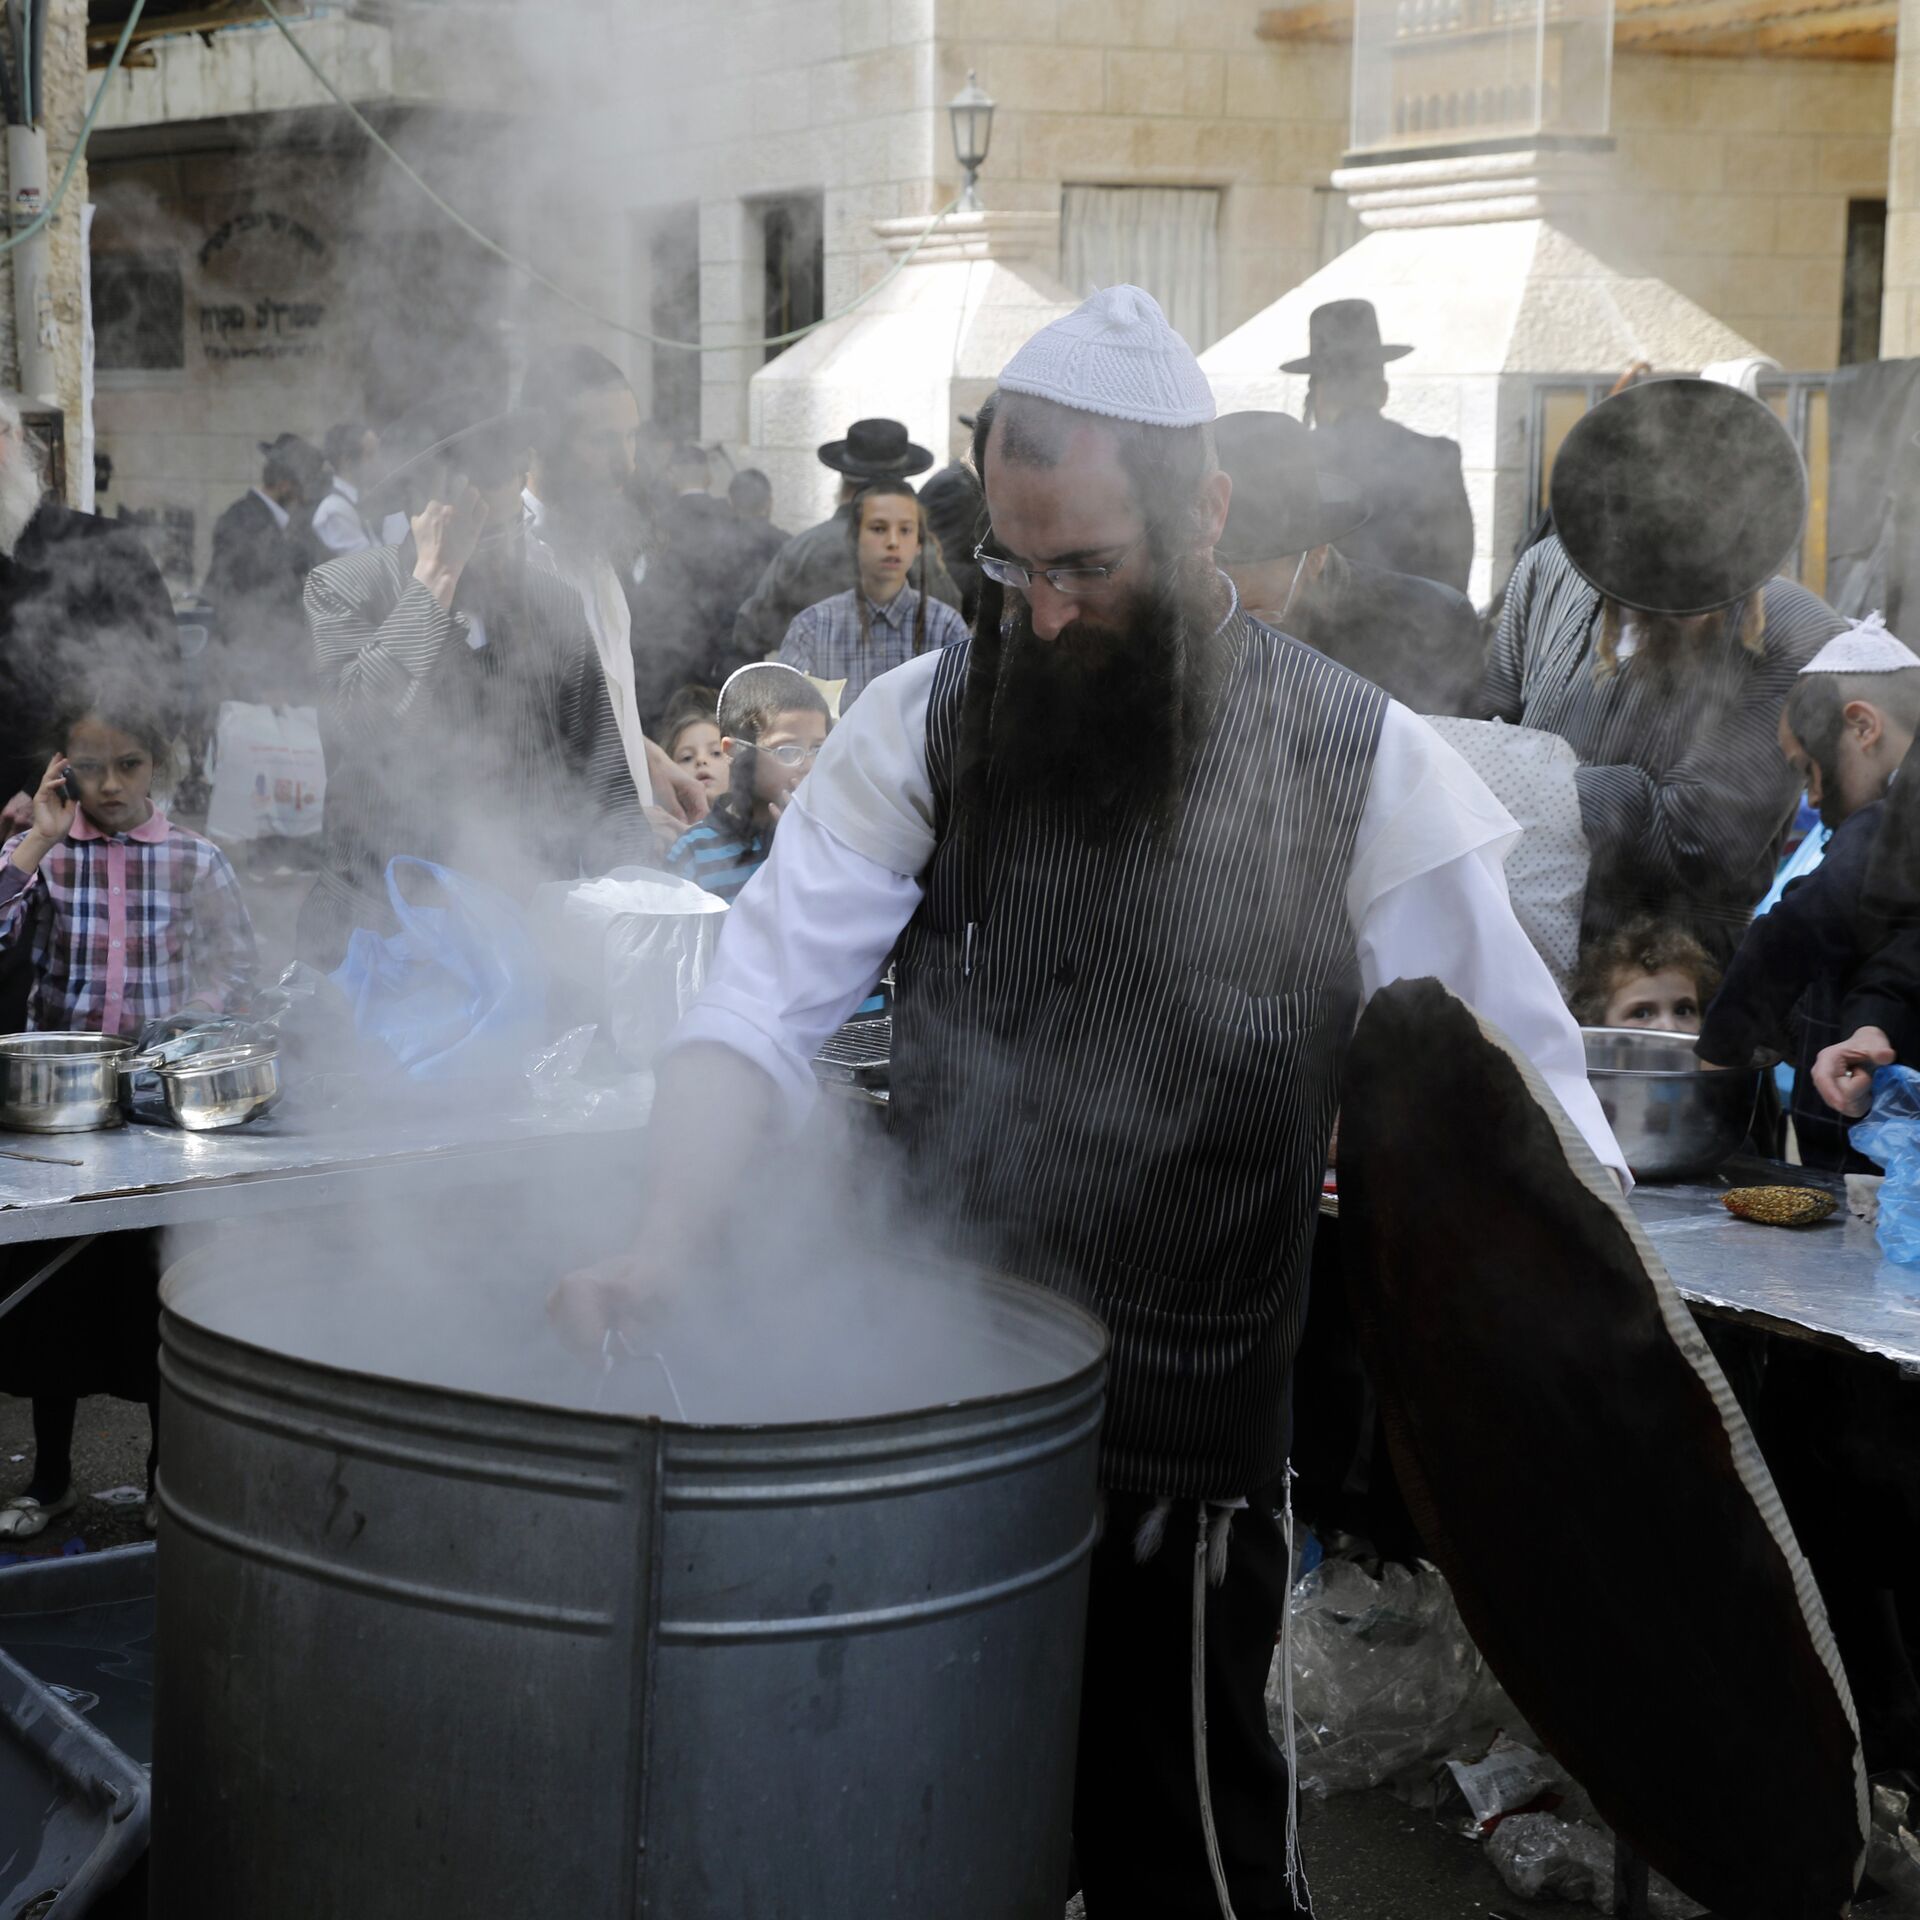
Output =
[
  {"x1": 0, "y1": 1032, "x2": 134, "y2": 1132},
  {"x1": 158, "y1": 1044, "x2": 280, "y2": 1132},
  {"x1": 1583, "y1": 1026, "x2": 1760, "y2": 1183}
]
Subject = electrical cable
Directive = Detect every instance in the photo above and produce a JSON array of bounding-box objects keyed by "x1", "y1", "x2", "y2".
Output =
[
  {"x1": 255, "y1": 0, "x2": 964, "y2": 356},
  {"x1": 0, "y1": 0, "x2": 147, "y2": 257}
]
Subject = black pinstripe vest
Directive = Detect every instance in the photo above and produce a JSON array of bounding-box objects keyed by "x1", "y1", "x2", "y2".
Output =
[{"x1": 891, "y1": 615, "x2": 1388, "y2": 1498}]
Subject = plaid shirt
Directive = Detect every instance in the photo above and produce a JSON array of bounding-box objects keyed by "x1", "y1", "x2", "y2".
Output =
[
  {"x1": 0, "y1": 807, "x2": 259, "y2": 1038},
  {"x1": 777, "y1": 586, "x2": 968, "y2": 711}
]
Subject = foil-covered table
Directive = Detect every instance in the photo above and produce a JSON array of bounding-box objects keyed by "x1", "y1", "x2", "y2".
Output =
[
  {"x1": 1631, "y1": 1175, "x2": 1920, "y2": 1371},
  {"x1": 0, "y1": 1088, "x2": 653, "y2": 1249}
]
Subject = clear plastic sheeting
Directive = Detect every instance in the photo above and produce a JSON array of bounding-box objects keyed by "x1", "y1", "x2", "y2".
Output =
[
  {"x1": 1869, "y1": 1780, "x2": 1920, "y2": 1909},
  {"x1": 1486, "y1": 1813, "x2": 1705, "y2": 1918},
  {"x1": 531, "y1": 868, "x2": 725, "y2": 1070},
  {"x1": 1273, "y1": 1556, "x2": 1516, "y2": 1796}
]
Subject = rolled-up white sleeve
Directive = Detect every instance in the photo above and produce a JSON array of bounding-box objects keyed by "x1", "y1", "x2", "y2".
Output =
[
  {"x1": 663, "y1": 653, "x2": 940, "y2": 1124},
  {"x1": 1353, "y1": 704, "x2": 1628, "y2": 1184}
]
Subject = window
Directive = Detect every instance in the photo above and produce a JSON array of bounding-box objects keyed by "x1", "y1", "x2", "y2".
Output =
[
  {"x1": 761, "y1": 196, "x2": 823, "y2": 365},
  {"x1": 647, "y1": 205, "x2": 701, "y2": 439},
  {"x1": 92, "y1": 252, "x2": 183, "y2": 372},
  {"x1": 1840, "y1": 198, "x2": 1887, "y2": 368},
  {"x1": 1061, "y1": 186, "x2": 1222, "y2": 353}
]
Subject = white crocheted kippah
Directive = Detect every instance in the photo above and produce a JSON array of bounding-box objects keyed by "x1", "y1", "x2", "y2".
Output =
[
  {"x1": 997, "y1": 285, "x2": 1216, "y2": 429},
  {"x1": 1800, "y1": 611, "x2": 1920, "y2": 675}
]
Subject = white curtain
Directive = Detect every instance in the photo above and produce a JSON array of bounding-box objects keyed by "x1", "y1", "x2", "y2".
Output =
[{"x1": 1061, "y1": 186, "x2": 1222, "y2": 354}]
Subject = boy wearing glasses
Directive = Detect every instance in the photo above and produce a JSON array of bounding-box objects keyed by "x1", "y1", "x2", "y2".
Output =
[{"x1": 667, "y1": 663, "x2": 829, "y2": 903}]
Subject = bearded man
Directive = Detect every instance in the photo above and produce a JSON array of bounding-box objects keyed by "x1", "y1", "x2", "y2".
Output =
[
  {"x1": 556, "y1": 288, "x2": 1623, "y2": 1917},
  {"x1": 1481, "y1": 379, "x2": 1846, "y2": 960}
]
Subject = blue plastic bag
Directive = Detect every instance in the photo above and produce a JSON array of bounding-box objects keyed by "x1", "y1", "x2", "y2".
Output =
[
  {"x1": 329, "y1": 858, "x2": 549, "y2": 1082},
  {"x1": 1850, "y1": 1065, "x2": 1920, "y2": 1265}
]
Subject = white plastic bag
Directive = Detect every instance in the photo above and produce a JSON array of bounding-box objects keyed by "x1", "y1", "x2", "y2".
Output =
[
  {"x1": 531, "y1": 867, "x2": 726, "y2": 1070},
  {"x1": 1425, "y1": 717, "x2": 1588, "y2": 993},
  {"x1": 204, "y1": 700, "x2": 326, "y2": 842}
]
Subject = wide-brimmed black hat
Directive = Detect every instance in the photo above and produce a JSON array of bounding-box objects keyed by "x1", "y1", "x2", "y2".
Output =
[
  {"x1": 1280, "y1": 299, "x2": 1414, "y2": 377},
  {"x1": 1213, "y1": 410, "x2": 1371, "y2": 564},
  {"x1": 1550, "y1": 379, "x2": 1807, "y2": 616},
  {"x1": 371, "y1": 390, "x2": 542, "y2": 497},
  {"x1": 817, "y1": 417, "x2": 933, "y2": 480}
]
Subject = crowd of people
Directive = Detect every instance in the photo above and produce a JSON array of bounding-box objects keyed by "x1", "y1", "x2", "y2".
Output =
[{"x1": 3, "y1": 278, "x2": 1920, "y2": 1908}]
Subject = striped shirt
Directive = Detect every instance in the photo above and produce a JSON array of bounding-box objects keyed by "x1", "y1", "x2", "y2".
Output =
[
  {"x1": 0, "y1": 806, "x2": 258, "y2": 1037},
  {"x1": 300, "y1": 541, "x2": 655, "y2": 966},
  {"x1": 778, "y1": 586, "x2": 969, "y2": 711},
  {"x1": 892, "y1": 615, "x2": 1387, "y2": 1498},
  {"x1": 1480, "y1": 536, "x2": 1844, "y2": 954},
  {"x1": 668, "y1": 816, "x2": 768, "y2": 903}
]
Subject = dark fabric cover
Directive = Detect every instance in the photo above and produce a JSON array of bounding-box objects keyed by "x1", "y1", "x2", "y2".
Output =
[
  {"x1": 0, "y1": 499, "x2": 177, "y2": 802},
  {"x1": 1550, "y1": 379, "x2": 1807, "y2": 615},
  {"x1": 1311, "y1": 408, "x2": 1474, "y2": 594},
  {"x1": 1340, "y1": 978, "x2": 1864, "y2": 1920}
]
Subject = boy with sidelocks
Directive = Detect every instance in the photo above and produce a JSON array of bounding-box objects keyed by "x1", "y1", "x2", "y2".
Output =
[
  {"x1": 0, "y1": 689, "x2": 258, "y2": 1540},
  {"x1": 668, "y1": 664, "x2": 830, "y2": 904}
]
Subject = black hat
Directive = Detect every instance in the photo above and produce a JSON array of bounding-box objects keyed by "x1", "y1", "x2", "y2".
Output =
[
  {"x1": 1279, "y1": 299, "x2": 1414, "y2": 377},
  {"x1": 1550, "y1": 379, "x2": 1807, "y2": 616},
  {"x1": 817, "y1": 418, "x2": 933, "y2": 480},
  {"x1": 258, "y1": 432, "x2": 322, "y2": 464},
  {"x1": 371, "y1": 390, "x2": 541, "y2": 497},
  {"x1": 1213, "y1": 411, "x2": 1371, "y2": 565}
]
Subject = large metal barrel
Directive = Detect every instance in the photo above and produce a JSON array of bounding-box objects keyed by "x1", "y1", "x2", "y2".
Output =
[{"x1": 150, "y1": 1239, "x2": 1105, "y2": 1919}]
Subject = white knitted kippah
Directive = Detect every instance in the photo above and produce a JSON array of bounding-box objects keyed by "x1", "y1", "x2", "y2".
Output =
[
  {"x1": 998, "y1": 285, "x2": 1216, "y2": 429},
  {"x1": 1799, "y1": 611, "x2": 1920, "y2": 675}
]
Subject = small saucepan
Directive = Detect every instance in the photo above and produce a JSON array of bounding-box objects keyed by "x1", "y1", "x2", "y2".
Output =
[
  {"x1": 0, "y1": 1032, "x2": 134, "y2": 1132},
  {"x1": 156, "y1": 1044, "x2": 281, "y2": 1132}
]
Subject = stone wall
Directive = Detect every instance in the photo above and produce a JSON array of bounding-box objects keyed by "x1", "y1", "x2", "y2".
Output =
[
  {"x1": 90, "y1": 132, "x2": 510, "y2": 590},
  {"x1": 1604, "y1": 53, "x2": 1890, "y2": 371},
  {"x1": 939, "y1": 0, "x2": 1351, "y2": 334}
]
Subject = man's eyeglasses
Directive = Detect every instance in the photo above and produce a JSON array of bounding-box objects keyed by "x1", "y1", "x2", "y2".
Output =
[
  {"x1": 757, "y1": 741, "x2": 823, "y2": 768},
  {"x1": 973, "y1": 533, "x2": 1144, "y2": 596}
]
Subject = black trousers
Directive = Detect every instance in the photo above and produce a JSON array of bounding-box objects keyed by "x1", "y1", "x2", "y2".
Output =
[{"x1": 1075, "y1": 1487, "x2": 1310, "y2": 1919}]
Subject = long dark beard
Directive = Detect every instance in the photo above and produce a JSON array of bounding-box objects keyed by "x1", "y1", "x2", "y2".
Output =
[{"x1": 959, "y1": 551, "x2": 1229, "y2": 843}]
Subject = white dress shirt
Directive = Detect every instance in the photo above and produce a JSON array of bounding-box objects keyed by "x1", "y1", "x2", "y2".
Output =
[
  {"x1": 250, "y1": 486, "x2": 291, "y2": 532},
  {"x1": 312, "y1": 478, "x2": 372, "y2": 556},
  {"x1": 522, "y1": 488, "x2": 653, "y2": 807},
  {"x1": 669, "y1": 647, "x2": 1628, "y2": 1182}
]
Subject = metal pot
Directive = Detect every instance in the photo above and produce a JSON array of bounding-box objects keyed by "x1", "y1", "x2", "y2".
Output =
[
  {"x1": 0, "y1": 1032, "x2": 133, "y2": 1132},
  {"x1": 1583, "y1": 1026, "x2": 1760, "y2": 1183},
  {"x1": 153, "y1": 1237, "x2": 1106, "y2": 1919},
  {"x1": 157, "y1": 1043, "x2": 280, "y2": 1131}
]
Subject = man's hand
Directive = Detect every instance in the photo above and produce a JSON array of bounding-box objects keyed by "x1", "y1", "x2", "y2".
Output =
[
  {"x1": 411, "y1": 484, "x2": 488, "y2": 608},
  {"x1": 1812, "y1": 1025, "x2": 1897, "y2": 1118},
  {"x1": 548, "y1": 1247, "x2": 680, "y2": 1358},
  {"x1": 645, "y1": 737, "x2": 709, "y2": 828},
  {"x1": 0, "y1": 790, "x2": 32, "y2": 832}
]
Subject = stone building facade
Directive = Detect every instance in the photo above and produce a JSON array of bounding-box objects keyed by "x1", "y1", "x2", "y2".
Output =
[{"x1": 75, "y1": 0, "x2": 1909, "y2": 568}]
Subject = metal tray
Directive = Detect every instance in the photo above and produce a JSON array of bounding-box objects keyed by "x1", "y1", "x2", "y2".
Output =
[{"x1": 0, "y1": 1545, "x2": 153, "y2": 1919}]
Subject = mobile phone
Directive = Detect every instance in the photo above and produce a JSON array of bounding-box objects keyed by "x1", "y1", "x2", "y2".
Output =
[{"x1": 58, "y1": 765, "x2": 80, "y2": 803}]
